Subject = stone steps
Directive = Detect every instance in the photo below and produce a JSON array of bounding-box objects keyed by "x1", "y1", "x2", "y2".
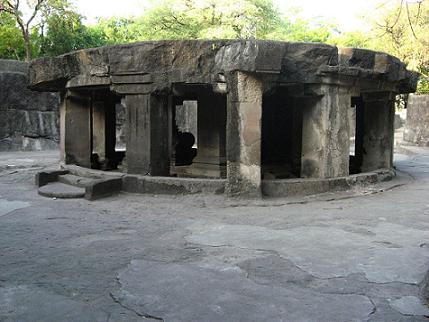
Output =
[
  {"x1": 38, "y1": 182, "x2": 85, "y2": 199},
  {"x1": 36, "y1": 169, "x2": 123, "y2": 200},
  {"x1": 58, "y1": 174, "x2": 97, "y2": 188}
]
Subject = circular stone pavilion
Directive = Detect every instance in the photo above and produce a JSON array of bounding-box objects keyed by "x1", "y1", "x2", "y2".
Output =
[{"x1": 29, "y1": 40, "x2": 418, "y2": 198}]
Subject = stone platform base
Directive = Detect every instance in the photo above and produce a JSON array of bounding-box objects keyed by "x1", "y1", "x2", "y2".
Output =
[
  {"x1": 262, "y1": 169, "x2": 395, "y2": 198},
  {"x1": 123, "y1": 174, "x2": 226, "y2": 195},
  {"x1": 36, "y1": 166, "x2": 395, "y2": 199},
  {"x1": 38, "y1": 182, "x2": 85, "y2": 199},
  {"x1": 171, "y1": 163, "x2": 226, "y2": 179}
]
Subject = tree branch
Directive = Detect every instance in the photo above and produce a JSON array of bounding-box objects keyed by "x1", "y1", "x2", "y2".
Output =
[
  {"x1": 406, "y1": 2, "x2": 418, "y2": 39},
  {"x1": 26, "y1": 0, "x2": 44, "y2": 29}
]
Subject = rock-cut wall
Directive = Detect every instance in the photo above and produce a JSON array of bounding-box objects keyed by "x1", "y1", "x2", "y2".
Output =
[
  {"x1": 0, "y1": 60, "x2": 59, "y2": 151},
  {"x1": 404, "y1": 94, "x2": 429, "y2": 147}
]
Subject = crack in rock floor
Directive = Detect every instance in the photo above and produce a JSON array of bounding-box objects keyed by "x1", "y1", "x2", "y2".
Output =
[
  {"x1": 186, "y1": 222, "x2": 429, "y2": 284},
  {"x1": 1, "y1": 149, "x2": 429, "y2": 321},
  {"x1": 112, "y1": 259, "x2": 375, "y2": 322}
]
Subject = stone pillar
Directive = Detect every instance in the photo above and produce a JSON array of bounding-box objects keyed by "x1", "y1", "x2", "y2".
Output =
[
  {"x1": 404, "y1": 94, "x2": 429, "y2": 146},
  {"x1": 191, "y1": 92, "x2": 226, "y2": 178},
  {"x1": 92, "y1": 92, "x2": 116, "y2": 165},
  {"x1": 125, "y1": 93, "x2": 170, "y2": 176},
  {"x1": 291, "y1": 100, "x2": 303, "y2": 175},
  {"x1": 360, "y1": 92, "x2": 395, "y2": 172},
  {"x1": 301, "y1": 85, "x2": 351, "y2": 178},
  {"x1": 226, "y1": 71, "x2": 262, "y2": 197},
  {"x1": 60, "y1": 91, "x2": 92, "y2": 168}
]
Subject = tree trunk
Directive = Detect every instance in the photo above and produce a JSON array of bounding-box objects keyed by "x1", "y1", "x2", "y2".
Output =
[{"x1": 24, "y1": 32, "x2": 31, "y2": 62}]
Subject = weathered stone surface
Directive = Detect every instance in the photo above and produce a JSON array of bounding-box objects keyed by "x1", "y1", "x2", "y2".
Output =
[
  {"x1": 301, "y1": 85, "x2": 350, "y2": 178},
  {"x1": 125, "y1": 94, "x2": 170, "y2": 176},
  {"x1": 226, "y1": 71, "x2": 263, "y2": 197},
  {"x1": 186, "y1": 222, "x2": 429, "y2": 284},
  {"x1": 28, "y1": 40, "x2": 418, "y2": 94},
  {"x1": 360, "y1": 93, "x2": 396, "y2": 172},
  {"x1": 0, "y1": 200, "x2": 29, "y2": 217},
  {"x1": 0, "y1": 60, "x2": 59, "y2": 151},
  {"x1": 404, "y1": 94, "x2": 429, "y2": 147},
  {"x1": 112, "y1": 259, "x2": 375, "y2": 322},
  {"x1": 36, "y1": 169, "x2": 69, "y2": 187},
  {"x1": 390, "y1": 296, "x2": 429, "y2": 316},
  {"x1": 27, "y1": 40, "x2": 419, "y2": 197},
  {"x1": 1, "y1": 149, "x2": 429, "y2": 321},
  {"x1": 38, "y1": 182, "x2": 85, "y2": 199},
  {"x1": 60, "y1": 91, "x2": 92, "y2": 167},
  {"x1": 0, "y1": 285, "x2": 108, "y2": 322}
]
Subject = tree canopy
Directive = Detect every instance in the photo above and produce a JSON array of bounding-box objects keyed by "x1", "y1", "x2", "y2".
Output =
[
  {"x1": 0, "y1": 0, "x2": 427, "y2": 92},
  {"x1": 369, "y1": 0, "x2": 429, "y2": 93}
]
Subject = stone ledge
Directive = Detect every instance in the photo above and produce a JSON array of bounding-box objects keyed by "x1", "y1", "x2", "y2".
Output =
[
  {"x1": 123, "y1": 175, "x2": 226, "y2": 195},
  {"x1": 262, "y1": 169, "x2": 395, "y2": 198},
  {"x1": 43, "y1": 165, "x2": 395, "y2": 197}
]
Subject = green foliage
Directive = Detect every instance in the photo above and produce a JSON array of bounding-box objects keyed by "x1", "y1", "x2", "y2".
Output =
[
  {"x1": 38, "y1": 11, "x2": 108, "y2": 56},
  {"x1": 267, "y1": 10, "x2": 336, "y2": 43},
  {"x1": 0, "y1": 0, "x2": 349, "y2": 60},
  {"x1": 91, "y1": 0, "x2": 341, "y2": 45},
  {"x1": 368, "y1": 0, "x2": 429, "y2": 94},
  {"x1": 417, "y1": 66, "x2": 429, "y2": 94},
  {"x1": 95, "y1": 17, "x2": 142, "y2": 44},
  {"x1": 5, "y1": 0, "x2": 425, "y2": 79},
  {"x1": 130, "y1": 0, "x2": 281, "y2": 40},
  {"x1": 0, "y1": 0, "x2": 111, "y2": 59},
  {"x1": 0, "y1": 13, "x2": 25, "y2": 59},
  {"x1": 328, "y1": 31, "x2": 369, "y2": 49}
]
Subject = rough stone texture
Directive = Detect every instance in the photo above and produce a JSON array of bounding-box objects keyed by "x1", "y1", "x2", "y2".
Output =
[
  {"x1": 58, "y1": 174, "x2": 96, "y2": 188},
  {"x1": 123, "y1": 174, "x2": 225, "y2": 195},
  {"x1": 0, "y1": 148, "x2": 429, "y2": 321},
  {"x1": 301, "y1": 85, "x2": 350, "y2": 178},
  {"x1": 84, "y1": 177, "x2": 123, "y2": 200},
  {"x1": 112, "y1": 259, "x2": 375, "y2": 322},
  {"x1": 125, "y1": 94, "x2": 170, "y2": 175},
  {"x1": 226, "y1": 71, "x2": 263, "y2": 197},
  {"x1": 38, "y1": 182, "x2": 85, "y2": 199},
  {"x1": 404, "y1": 94, "x2": 429, "y2": 147},
  {"x1": 0, "y1": 59, "x2": 59, "y2": 151},
  {"x1": 187, "y1": 222, "x2": 429, "y2": 284},
  {"x1": 360, "y1": 93, "x2": 396, "y2": 172},
  {"x1": 28, "y1": 41, "x2": 418, "y2": 94},
  {"x1": 0, "y1": 285, "x2": 108, "y2": 322},
  {"x1": 189, "y1": 92, "x2": 226, "y2": 178},
  {"x1": 60, "y1": 91, "x2": 92, "y2": 167},
  {"x1": 27, "y1": 40, "x2": 419, "y2": 197},
  {"x1": 92, "y1": 92, "x2": 116, "y2": 165},
  {"x1": 115, "y1": 101, "x2": 126, "y2": 150},
  {"x1": 262, "y1": 169, "x2": 394, "y2": 197},
  {"x1": 36, "y1": 170, "x2": 69, "y2": 187},
  {"x1": 390, "y1": 296, "x2": 429, "y2": 317}
]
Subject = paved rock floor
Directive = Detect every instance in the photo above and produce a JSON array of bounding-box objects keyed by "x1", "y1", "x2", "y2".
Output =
[{"x1": 0, "y1": 149, "x2": 429, "y2": 321}]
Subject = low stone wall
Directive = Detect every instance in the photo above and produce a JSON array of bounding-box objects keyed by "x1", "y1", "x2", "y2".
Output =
[
  {"x1": 0, "y1": 60, "x2": 59, "y2": 151},
  {"x1": 404, "y1": 94, "x2": 429, "y2": 147}
]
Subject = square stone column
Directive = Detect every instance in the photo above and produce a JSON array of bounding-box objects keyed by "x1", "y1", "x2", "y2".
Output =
[
  {"x1": 359, "y1": 92, "x2": 395, "y2": 172},
  {"x1": 226, "y1": 71, "x2": 263, "y2": 197},
  {"x1": 60, "y1": 91, "x2": 92, "y2": 168},
  {"x1": 301, "y1": 85, "x2": 351, "y2": 178},
  {"x1": 190, "y1": 92, "x2": 227, "y2": 178},
  {"x1": 125, "y1": 93, "x2": 170, "y2": 176},
  {"x1": 92, "y1": 92, "x2": 116, "y2": 165}
]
